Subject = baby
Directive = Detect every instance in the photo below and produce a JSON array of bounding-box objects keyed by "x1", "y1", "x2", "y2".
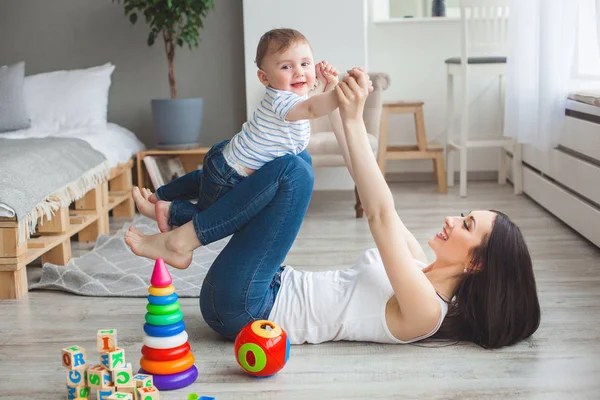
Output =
[{"x1": 133, "y1": 28, "x2": 339, "y2": 232}]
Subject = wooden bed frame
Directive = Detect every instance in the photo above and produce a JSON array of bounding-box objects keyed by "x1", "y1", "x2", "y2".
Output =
[{"x1": 0, "y1": 160, "x2": 135, "y2": 299}]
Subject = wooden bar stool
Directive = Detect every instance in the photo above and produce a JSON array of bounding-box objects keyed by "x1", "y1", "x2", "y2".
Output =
[{"x1": 378, "y1": 101, "x2": 447, "y2": 194}]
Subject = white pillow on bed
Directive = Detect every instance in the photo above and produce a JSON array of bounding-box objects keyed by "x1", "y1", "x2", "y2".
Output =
[{"x1": 23, "y1": 63, "x2": 115, "y2": 131}]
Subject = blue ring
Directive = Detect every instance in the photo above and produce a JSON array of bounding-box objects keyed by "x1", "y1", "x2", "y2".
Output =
[
  {"x1": 143, "y1": 320, "x2": 186, "y2": 337},
  {"x1": 148, "y1": 293, "x2": 179, "y2": 305}
]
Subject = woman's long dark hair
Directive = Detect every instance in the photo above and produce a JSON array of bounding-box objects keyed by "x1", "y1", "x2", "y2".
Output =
[{"x1": 432, "y1": 211, "x2": 541, "y2": 349}]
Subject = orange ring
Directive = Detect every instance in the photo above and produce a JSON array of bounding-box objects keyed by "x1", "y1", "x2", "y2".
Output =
[{"x1": 139, "y1": 351, "x2": 195, "y2": 375}]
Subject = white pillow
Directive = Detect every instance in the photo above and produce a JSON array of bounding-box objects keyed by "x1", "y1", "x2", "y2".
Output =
[{"x1": 24, "y1": 63, "x2": 115, "y2": 131}]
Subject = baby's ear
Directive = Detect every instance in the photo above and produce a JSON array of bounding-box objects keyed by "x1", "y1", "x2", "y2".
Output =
[{"x1": 257, "y1": 69, "x2": 269, "y2": 86}]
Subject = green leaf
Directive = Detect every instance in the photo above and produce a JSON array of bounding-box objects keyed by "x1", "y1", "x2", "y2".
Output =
[
  {"x1": 129, "y1": 13, "x2": 138, "y2": 24},
  {"x1": 167, "y1": 0, "x2": 172, "y2": 9},
  {"x1": 147, "y1": 32, "x2": 155, "y2": 46},
  {"x1": 177, "y1": 38, "x2": 183, "y2": 47}
]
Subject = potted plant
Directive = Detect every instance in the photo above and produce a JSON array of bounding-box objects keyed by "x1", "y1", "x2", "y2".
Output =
[{"x1": 115, "y1": 0, "x2": 215, "y2": 149}]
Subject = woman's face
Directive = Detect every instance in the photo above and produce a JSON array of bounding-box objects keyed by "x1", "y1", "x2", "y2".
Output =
[{"x1": 428, "y1": 210, "x2": 497, "y2": 267}]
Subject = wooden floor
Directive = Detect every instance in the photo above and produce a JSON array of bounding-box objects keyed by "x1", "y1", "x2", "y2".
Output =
[{"x1": 1, "y1": 182, "x2": 599, "y2": 399}]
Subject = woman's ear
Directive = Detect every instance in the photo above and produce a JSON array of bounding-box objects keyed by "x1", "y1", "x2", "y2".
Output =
[{"x1": 257, "y1": 69, "x2": 269, "y2": 87}]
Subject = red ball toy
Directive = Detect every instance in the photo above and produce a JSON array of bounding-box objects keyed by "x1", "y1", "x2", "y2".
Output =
[{"x1": 234, "y1": 320, "x2": 290, "y2": 377}]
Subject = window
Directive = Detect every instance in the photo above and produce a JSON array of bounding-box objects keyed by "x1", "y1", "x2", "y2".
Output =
[{"x1": 575, "y1": 0, "x2": 600, "y2": 79}]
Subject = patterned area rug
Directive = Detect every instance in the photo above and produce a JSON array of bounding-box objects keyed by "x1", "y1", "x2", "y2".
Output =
[{"x1": 29, "y1": 215, "x2": 229, "y2": 297}]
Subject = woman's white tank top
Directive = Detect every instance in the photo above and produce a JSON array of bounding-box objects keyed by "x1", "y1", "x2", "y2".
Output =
[{"x1": 268, "y1": 248, "x2": 449, "y2": 344}]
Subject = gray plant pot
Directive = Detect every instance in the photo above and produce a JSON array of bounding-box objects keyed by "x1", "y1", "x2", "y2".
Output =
[{"x1": 151, "y1": 98, "x2": 204, "y2": 149}]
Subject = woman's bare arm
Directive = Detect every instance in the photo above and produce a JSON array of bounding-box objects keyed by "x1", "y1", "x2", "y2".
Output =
[{"x1": 336, "y1": 70, "x2": 439, "y2": 339}]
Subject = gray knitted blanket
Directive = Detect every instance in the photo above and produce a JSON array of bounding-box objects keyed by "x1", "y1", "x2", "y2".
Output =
[{"x1": 0, "y1": 137, "x2": 110, "y2": 238}]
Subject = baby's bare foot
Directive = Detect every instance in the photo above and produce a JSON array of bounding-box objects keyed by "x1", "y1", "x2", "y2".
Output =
[
  {"x1": 132, "y1": 187, "x2": 157, "y2": 220},
  {"x1": 156, "y1": 201, "x2": 172, "y2": 233},
  {"x1": 124, "y1": 225, "x2": 193, "y2": 269}
]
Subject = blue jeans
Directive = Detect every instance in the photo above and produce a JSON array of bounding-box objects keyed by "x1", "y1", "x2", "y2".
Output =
[{"x1": 155, "y1": 143, "x2": 314, "y2": 340}]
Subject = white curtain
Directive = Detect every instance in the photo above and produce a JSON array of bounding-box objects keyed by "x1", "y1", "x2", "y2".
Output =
[{"x1": 503, "y1": 0, "x2": 579, "y2": 149}]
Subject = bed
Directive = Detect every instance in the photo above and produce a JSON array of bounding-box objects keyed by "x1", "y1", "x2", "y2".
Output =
[
  {"x1": 0, "y1": 62, "x2": 145, "y2": 299},
  {"x1": 521, "y1": 91, "x2": 600, "y2": 248}
]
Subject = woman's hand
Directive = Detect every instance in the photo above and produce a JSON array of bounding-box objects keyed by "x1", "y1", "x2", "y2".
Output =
[{"x1": 335, "y1": 68, "x2": 372, "y2": 122}]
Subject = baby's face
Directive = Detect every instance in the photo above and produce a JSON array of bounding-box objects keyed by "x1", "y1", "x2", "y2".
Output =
[{"x1": 259, "y1": 41, "x2": 316, "y2": 96}]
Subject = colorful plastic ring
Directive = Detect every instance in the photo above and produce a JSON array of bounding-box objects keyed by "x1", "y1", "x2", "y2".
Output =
[
  {"x1": 146, "y1": 302, "x2": 180, "y2": 315},
  {"x1": 143, "y1": 320, "x2": 186, "y2": 337},
  {"x1": 148, "y1": 293, "x2": 178, "y2": 305},
  {"x1": 139, "y1": 365, "x2": 198, "y2": 391},
  {"x1": 142, "y1": 342, "x2": 191, "y2": 362},
  {"x1": 143, "y1": 331, "x2": 188, "y2": 349},
  {"x1": 148, "y1": 284, "x2": 175, "y2": 296},
  {"x1": 140, "y1": 351, "x2": 195, "y2": 375},
  {"x1": 145, "y1": 310, "x2": 183, "y2": 326}
]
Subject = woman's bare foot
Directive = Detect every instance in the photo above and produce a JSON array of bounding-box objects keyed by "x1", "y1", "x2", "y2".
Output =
[
  {"x1": 156, "y1": 201, "x2": 172, "y2": 233},
  {"x1": 124, "y1": 223, "x2": 199, "y2": 269},
  {"x1": 132, "y1": 187, "x2": 157, "y2": 220}
]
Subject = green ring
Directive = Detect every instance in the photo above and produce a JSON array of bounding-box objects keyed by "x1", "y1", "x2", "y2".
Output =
[
  {"x1": 237, "y1": 343, "x2": 267, "y2": 373},
  {"x1": 146, "y1": 302, "x2": 180, "y2": 315},
  {"x1": 188, "y1": 394, "x2": 199, "y2": 400},
  {"x1": 144, "y1": 310, "x2": 183, "y2": 326}
]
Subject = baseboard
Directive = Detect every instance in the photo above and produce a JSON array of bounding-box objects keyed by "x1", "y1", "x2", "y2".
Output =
[{"x1": 385, "y1": 171, "x2": 498, "y2": 183}]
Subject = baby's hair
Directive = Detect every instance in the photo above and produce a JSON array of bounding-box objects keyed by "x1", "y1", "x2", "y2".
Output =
[{"x1": 255, "y1": 28, "x2": 309, "y2": 69}]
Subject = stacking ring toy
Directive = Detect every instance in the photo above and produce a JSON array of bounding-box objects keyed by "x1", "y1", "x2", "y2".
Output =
[
  {"x1": 143, "y1": 331, "x2": 188, "y2": 349},
  {"x1": 147, "y1": 302, "x2": 180, "y2": 315},
  {"x1": 145, "y1": 310, "x2": 183, "y2": 326},
  {"x1": 140, "y1": 351, "x2": 195, "y2": 375},
  {"x1": 143, "y1": 320, "x2": 186, "y2": 337},
  {"x1": 148, "y1": 293, "x2": 178, "y2": 305},
  {"x1": 148, "y1": 284, "x2": 175, "y2": 296},
  {"x1": 142, "y1": 342, "x2": 191, "y2": 362},
  {"x1": 139, "y1": 365, "x2": 199, "y2": 391}
]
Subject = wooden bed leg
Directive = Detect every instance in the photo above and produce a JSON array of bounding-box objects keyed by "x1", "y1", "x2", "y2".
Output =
[
  {"x1": 76, "y1": 182, "x2": 110, "y2": 242},
  {"x1": 0, "y1": 264, "x2": 28, "y2": 300},
  {"x1": 41, "y1": 238, "x2": 72, "y2": 265},
  {"x1": 0, "y1": 224, "x2": 27, "y2": 258},
  {"x1": 110, "y1": 168, "x2": 135, "y2": 217}
]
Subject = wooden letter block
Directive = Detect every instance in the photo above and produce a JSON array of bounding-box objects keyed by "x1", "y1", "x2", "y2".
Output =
[
  {"x1": 96, "y1": 385, "x2": 116, "y2": 400},
  {"x1": 100, "y1": 347, "x2": 126, "y2": 371},
  {"x1": 66, "y1": 368, "x2": 87, "y2": 386},
  {"x1": 132, "y1": 373, "x2": 153, "y2": 388},
  {"x1": 137, "y1": 386, "x2": 160, "y2": 400},
  {"x1": 97, "y1": 329, "x2": 118, "y2": 352},
  {"x1": 66, "y1": 385, "x2": 91, "y2": 400},
  {"x1": 62, "y1": 346, "x2": 87, "y2": 370},
  {"x1": 115, "y1": 385, "x2": 136, "y2": 397},
  {"x1": 87, "y1": 364, "x2": 111, "y2": 389},
  {"x1": 108, "y1": 392, "x2": 133, "y2": 400},
  {"x1": 112, "y1": 362, "x2": 133, "y2": 387}
]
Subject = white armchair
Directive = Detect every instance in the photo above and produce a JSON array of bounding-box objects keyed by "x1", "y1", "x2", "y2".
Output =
[{"x1": 306, "y1": 72, "x2": 391, "y2": 218}]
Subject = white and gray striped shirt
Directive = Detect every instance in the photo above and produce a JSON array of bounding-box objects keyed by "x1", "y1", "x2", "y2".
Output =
[{"x1": 223, "y1": 87, "x2": 310, "y2": 171}]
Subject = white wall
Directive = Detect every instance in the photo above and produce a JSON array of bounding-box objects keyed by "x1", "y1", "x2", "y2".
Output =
[{"x1": 243, "y1": 0, "x2": 502, "y2": 190}]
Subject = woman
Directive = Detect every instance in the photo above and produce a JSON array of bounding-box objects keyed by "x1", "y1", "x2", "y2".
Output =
[{"x1": 126, "y1": 69, "x2": 540, "y2": 349}]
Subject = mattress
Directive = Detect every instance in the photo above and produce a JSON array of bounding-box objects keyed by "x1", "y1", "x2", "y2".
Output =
[{"x1": 0, "y1": 123, "x2": 145, "y2": 217}]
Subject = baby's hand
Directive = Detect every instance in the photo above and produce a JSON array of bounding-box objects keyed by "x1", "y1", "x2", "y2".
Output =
[{"x1": 316, "y1": 60, "x2": 339, "y2": 92}]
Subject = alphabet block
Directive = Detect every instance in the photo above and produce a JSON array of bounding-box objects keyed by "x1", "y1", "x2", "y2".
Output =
[
  {"x1": 62, "y1": 346, "x2": 87, "y2": 370},
  {"x1": 66, "y1": 368, "x2": 87, "y2": 386},
  {"x1": 136, "y1": 385, "x2": 160, "y2": 400},
  {"x1": 100, "y1": 347, "x2": 126, "y2": 371},
  {"x1": 97, "y1": 329, "x2": 118, "y2": 352},
  {"x1": 112, "y1": 362, "x2": 134, "y2": 387},
  {"x1": 132, "y1": 373, "x2": 153, "y2": 388},
  {"x1": 108, "y1": 392, "x2": 133, "y2": 400},
  {"x1": 66, "y1": 384, "x2": 91, "y2": 400},
  {"x1": 87, "y1": 364, "x2": 112, "y2": 389},
  {"x1": 96, "y1": 385, "x2": 116, "y2": 400},
  {"x1": 115, "y1": 385, "x2": 136, "y2": 398}
]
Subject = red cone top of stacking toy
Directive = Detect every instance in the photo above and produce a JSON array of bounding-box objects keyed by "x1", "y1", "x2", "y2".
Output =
[{"x1": 151, "y1": 258, "x2": 172, "y2": 287}]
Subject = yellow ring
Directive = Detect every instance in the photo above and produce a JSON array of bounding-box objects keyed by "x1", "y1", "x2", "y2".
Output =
[
  {"x1": 251, "y1": 320, "x2": 282, "y2": 339},
  {"x1": 148, "y1": 284, "x2": 175, "y2": 296}
]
